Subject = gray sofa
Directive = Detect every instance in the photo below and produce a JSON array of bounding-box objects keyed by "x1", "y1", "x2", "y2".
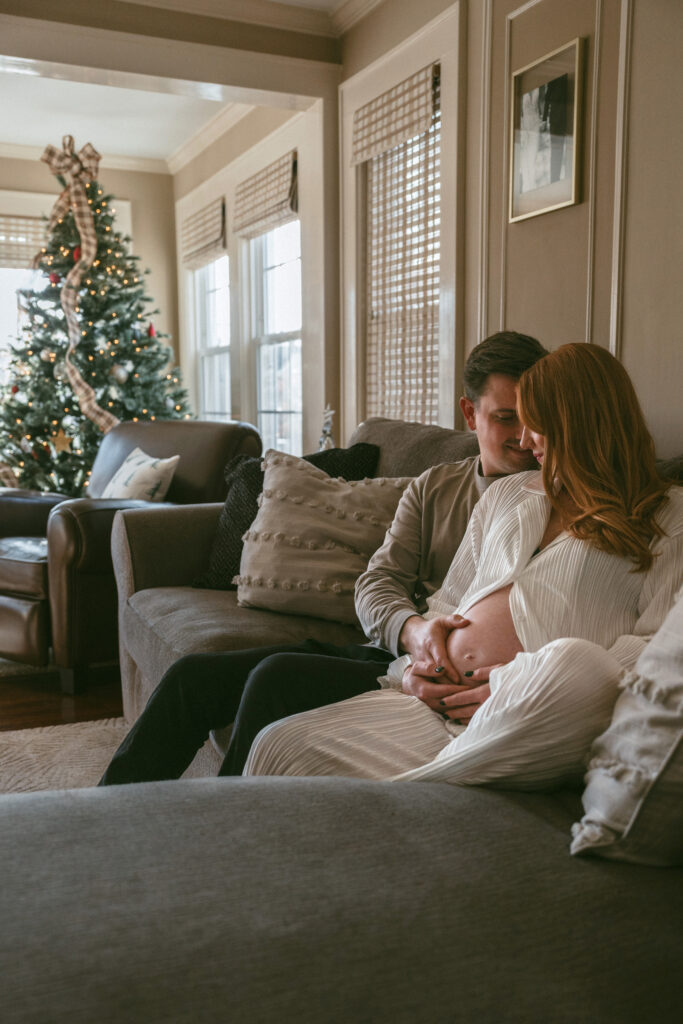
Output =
[{"x1": 2, "y1": 418, "x2": 681, "y2": 1022}]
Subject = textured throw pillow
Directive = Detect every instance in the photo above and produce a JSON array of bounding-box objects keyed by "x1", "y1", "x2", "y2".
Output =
[
  {"x1": 100, "y1": 447, "x2": 179, "y2": 501},
  {"x1": 195, "y1": 442, "x2": 380, "y2": 590},
  {"x1": 570, "y1": 590, "x2": 683, "y2": 866},
  {"x1": 235, "y1": 450, "x2": 411, "y2": 624}
]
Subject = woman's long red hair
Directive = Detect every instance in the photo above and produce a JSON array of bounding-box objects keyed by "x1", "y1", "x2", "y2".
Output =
[{"x1": 517, "y1": 343, "x2": 669, "y2": 571}]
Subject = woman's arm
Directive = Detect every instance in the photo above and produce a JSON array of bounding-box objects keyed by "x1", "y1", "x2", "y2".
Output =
[{"x1": 608, "y1": 530, "x2": 683, "y2": 670}]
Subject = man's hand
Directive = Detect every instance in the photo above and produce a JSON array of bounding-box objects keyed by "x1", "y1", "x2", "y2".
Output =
[{"x1": 398, "y1": 613, "x2": 471, "y2": 683}]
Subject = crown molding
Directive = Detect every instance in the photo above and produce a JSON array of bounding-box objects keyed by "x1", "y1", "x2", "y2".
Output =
[
  {"x1": 0, "y1": 141, "x2": 169, "y2": 175},
  {"x1": 116, "y1": 0, "x2": 337, "y2": 37},
  {"x1": 331, "y1": 0, "x2": 384, "y2": 34},
  {"x1": 166, "y1": 101, "x2": 253, "y2": 174}
]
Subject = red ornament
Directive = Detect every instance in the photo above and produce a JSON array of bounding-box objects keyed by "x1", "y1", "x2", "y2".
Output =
[
  {"x1": 73, "y1": 245, "x2": 81, "y2": 262},
  {"x1": 32, "y1": 450, "x2": 39, "y2": 460},
  {"x1": 11, "y1": 385, "x2": 18, "y2": 394},
  {"x1": 147, "y1": 323, "x2": 156, "y2": 338},
  {"x1": 49, "y1": 272, "x2": 60, "y2": 285}
]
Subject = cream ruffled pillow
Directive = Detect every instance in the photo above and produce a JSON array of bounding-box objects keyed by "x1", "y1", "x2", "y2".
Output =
[
  {"x1": 235, "y1": 450, "x2": 411, "y2": 624},
  {"x1": 571, "y1": 588, "x2": 683, "y2": 866},
  {"x1": 101, "y1": 446, "x2": 180, "y2": 501}
]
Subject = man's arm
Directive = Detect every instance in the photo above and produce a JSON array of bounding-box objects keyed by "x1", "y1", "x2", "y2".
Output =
[{"x1": 355, "y1": 460, "x2": 481, "y2": 656}]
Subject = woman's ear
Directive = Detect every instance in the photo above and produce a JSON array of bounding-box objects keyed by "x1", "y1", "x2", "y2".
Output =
[{"x1": 459, "y1": 395, "x2": 477, "y2": 432}]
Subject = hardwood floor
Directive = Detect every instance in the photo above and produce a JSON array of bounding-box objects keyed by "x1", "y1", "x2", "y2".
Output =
[{"x1": 0, "y1": 665, "x2": 123, "y2": 732}]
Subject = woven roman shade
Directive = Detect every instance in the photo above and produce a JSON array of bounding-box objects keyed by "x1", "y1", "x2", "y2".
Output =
[
  {"x1": 181, "y1": 197, "x2": 226, "y2": 269},
  {"x1": 0, "y1": 215, "x2": 46, "y2": 269},
  {"x1": 362, "y1": 65, "x2": 441, "y2": 423},
  {"x1": 352, "y1": 64, "x2": 437, "y2": 166},
  {"x1": 233, "y1": 151, "x2": 298, "y2": 239}
]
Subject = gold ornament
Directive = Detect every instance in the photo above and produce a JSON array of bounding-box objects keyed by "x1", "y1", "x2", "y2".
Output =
[{"x1": 53, "y1": 428, "x2": 72, "y2": 453}]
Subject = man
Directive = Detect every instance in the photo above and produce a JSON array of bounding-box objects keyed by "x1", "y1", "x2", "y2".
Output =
[{"x1": 100, "y1": 331, "x2": 547, "y2": 785}]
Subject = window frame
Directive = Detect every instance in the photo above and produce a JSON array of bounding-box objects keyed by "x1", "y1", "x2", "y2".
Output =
[
  {"x1": 248, "y1": 222, "x2": 303, "y2": 453},
  {"x1": 338, "y1": 2, "x2": 464, "y2": 437},
  {"x1": 176, "y1": 103, "x2": 328, "y2": 452},
  {"x1": 191, "y1": 254, "x2": 232, "y2": 422}
]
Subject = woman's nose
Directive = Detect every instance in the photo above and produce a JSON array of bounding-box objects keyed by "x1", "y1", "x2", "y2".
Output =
[{"x1": 519, "y1": 426, "x2": 532, "y2": 449}]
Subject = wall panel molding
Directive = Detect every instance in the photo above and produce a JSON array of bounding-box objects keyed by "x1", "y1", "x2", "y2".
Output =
[
  {"x1": 609, "y1": 0, "x2": 633, "y2": 358},
  {"x1": 583, "y1": 0, "x2": 602, "y2": 344},
  {"x1": 477, "y1": 0, "x2": 493, "y2": 342}
]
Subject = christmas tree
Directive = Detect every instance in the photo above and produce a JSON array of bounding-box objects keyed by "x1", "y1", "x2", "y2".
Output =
[{"x1": 0, "y1": 137, "x2": 191, "y2": 496}]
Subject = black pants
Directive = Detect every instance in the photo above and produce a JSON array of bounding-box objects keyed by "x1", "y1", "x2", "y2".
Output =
[{"x1": 99, "y1": 640, "x2": 390, "y2": 785}]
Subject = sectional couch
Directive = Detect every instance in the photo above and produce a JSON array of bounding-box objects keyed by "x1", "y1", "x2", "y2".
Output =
[{"x1": 1, "y1": 417, "x2": 681, "y2": 1022}]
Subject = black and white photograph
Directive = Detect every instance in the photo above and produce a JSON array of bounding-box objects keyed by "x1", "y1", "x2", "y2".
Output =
[{"x1": 510, "y1": 39, "x2": 583, "y2": 221}]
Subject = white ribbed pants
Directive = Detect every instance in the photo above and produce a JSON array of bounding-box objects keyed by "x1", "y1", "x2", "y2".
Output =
[{"x1": 243, "y1": 638, "x2": 623, "y2": 789}]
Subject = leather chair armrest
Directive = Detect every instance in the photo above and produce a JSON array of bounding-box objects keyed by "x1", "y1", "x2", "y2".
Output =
[
  {"x1": 47, "y1": 498, "x2": 156, "y2": 671},
  {"x1": 47, "y1": 498, "x2": 152, "y2": 574},
  {"x1": 0, "y1": 487, "x2": 68, "y2": 537},
  {"x1": 112, "y1": 503, "x2": 223, "y2": 599}
]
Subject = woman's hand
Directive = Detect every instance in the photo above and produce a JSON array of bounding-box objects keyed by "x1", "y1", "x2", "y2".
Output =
[
  {"x1": 436, "y1": 664, "x2": 504, "y2": 722},
  {"x1": 401, "y1": 658, "x2": 464, "y2": 710},
  {"x1": 398, "y1": 613, "x2": 471, "y2": 684}
]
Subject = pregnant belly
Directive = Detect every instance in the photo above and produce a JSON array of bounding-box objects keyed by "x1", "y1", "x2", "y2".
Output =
[{"x1": 446, "y1": 584, "x2": 523, "y2": 680}]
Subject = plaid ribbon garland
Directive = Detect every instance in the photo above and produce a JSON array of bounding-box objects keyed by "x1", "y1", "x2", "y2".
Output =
[{"x1": 40, "y1": 136, "x2": 119, "y2": 433}]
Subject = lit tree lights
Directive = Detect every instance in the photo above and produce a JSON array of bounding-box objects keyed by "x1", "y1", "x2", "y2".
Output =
[{"x1": 0, "y1": 144, "x2": 191, "y2": 495}]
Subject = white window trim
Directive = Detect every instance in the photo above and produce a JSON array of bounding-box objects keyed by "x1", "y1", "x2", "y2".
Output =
[
  {"x1": 339, "y1": 2, "x2": 464, "y2": 438},
  {"x1": 176, "y1": 102, "x2": 326, "y2": 453}
]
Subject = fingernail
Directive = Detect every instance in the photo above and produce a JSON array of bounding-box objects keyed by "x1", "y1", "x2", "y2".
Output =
[
  {"x1": 439, "y1": 700, "x2": 446, "y2": 707},
  {"x1": 464, "y1": 670, "x2": 474, "y2": 678}
]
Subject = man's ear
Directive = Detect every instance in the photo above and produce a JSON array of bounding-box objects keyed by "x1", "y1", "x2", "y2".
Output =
[{"x1": 460, "y1": 395, "x2": 477, "y2": 432}]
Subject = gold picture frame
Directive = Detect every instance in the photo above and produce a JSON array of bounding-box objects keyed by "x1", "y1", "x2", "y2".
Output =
[{"x1": 509, "y1": 38, "x2": 584, "y2": 223}]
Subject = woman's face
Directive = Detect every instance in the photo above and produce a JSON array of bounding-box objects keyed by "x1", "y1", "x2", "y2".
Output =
[{"x1": 520, "y1": 425, "x2": 546, "y2": 466}]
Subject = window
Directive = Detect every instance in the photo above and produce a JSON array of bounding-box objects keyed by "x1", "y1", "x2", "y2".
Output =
[
  {"x1": 355, "y1": 64, "x2": 441, "y2": 424},
  {"x1": 250, "y1": 219, "x2": 302, "y2": 453},
  {"x1": 192, "y1": 254, "x2": 231, "y2": 421},
  {"x1": 0, "y1": 268, "x2": 34, "y2": 385}
]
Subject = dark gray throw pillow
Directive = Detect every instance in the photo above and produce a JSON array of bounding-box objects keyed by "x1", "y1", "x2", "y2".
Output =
[{"x1": 194, "y1": 443, "x2": 381, "y2": 590}]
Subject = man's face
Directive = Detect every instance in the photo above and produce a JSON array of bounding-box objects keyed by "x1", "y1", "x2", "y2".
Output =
[{"x1": 459, "y1": 373, "x2": 539, "y2": 478}]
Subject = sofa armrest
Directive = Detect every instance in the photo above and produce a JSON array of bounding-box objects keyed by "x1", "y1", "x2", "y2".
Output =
[
  {"x1": 112, "y1": 503, "x2": 223, "y2": 601},
  {"x1": 47, "y1": 498, "x2": 151, "y2": 573},
  {"x1": 0, "y1": 487, "x2": 68, "y2": 536}
]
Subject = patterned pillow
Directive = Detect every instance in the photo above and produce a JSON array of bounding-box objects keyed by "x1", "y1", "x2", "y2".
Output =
[
  {"x1": 235, "y1": 450, "x2": 411, "y2": 624},
  {"x1": 101, "y1": 447, "x2": 179, "y2": 501},
  {"x1": 194, "y1": 443, "x2": 380, "y2": 590},
  {"x1": 571, "y1": 589, "x2": 683, "y2": 866}
]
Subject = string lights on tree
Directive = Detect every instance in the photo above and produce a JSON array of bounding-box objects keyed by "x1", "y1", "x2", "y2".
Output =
[{"x1": 0, "y1": 136, "x2": 191, "y2": 495}]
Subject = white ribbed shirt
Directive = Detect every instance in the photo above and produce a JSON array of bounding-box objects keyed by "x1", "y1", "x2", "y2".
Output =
[{"x1": 385, "y1": 472, "x2": 683, "y2": 684}]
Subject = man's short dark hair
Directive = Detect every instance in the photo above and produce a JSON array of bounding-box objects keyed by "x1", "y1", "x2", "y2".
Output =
[{"x1": 463, "y1": 331, "x2": 548, "y2": 402}]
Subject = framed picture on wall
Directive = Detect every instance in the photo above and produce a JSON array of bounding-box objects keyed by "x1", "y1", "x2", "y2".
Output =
[{"x1": 509, "y1": 38, "x2": 584, "y2": 222}]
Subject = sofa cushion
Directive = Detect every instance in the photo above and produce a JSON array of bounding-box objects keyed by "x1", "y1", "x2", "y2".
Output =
[
  {"x1": 349, "y1": 416, "x2": 479, "y2": 477},
  {"x1": 101, "y1": 446, "x2": 179, "y2": 501},
  {"x1": 235, "y1": 452, "x2": 411, "y2": 624},
  {"x1": 571, "y1": 589, "x2": 683, "y2": 866},
  {"x1": 0, "y1": 537, "x2": 48, "y2": 597},
  {"x1": 124, "y1": 586, "x2": 365, "y2": 702},
  {"x1": 2, "y1": 779, "x2": 681, "y2": 1024},
  {"x1": 195, "y1": 442, "x2": 380, "y2": 591}
]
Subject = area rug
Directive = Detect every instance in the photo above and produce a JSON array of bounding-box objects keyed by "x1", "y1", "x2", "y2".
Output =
[
  {"x1": 0, "y1": 718, "x2": 221, "y2": 793},
  {"x1": 0, "y1": 718, "x2": 128, "y2": 793}
]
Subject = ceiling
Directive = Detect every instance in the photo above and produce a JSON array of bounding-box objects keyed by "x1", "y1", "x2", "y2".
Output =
[{"x1": 0, "y1": 0, "x2": 370, "y2": 173}]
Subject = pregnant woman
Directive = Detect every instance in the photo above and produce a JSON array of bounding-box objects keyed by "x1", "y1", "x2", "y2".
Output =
[{"x1": 243, "y1": 344, "x2": 683, "y2": 787}]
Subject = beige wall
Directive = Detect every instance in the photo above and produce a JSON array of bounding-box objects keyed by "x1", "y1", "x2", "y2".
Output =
[
  {"x1": 173, "y1": 107, "x2": 299, "y2": 201},
  {"x1": 0, "y1": 155, "x2": 179, "y2": 352},
  {"x1": 343, "y1": 0, "x2": 682, "y2": 456}
]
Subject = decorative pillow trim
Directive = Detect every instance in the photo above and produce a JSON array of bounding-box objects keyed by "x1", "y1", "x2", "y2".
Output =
[
  {"x1": 585, "y1": 757, "x2": 654, "y2": 790},
  {"x1": 242, "y1": 528, "x2": 363, "y2": 556},
  {"x1": 233, "y1": 574, "x2": 351, "y2": 595},
  {"x1": 620, "y1": 669, "x2": 683, "y2": 710}
]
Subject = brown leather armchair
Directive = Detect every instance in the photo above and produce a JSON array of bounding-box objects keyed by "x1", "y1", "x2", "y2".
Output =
[{"x1": 0, "y1": 419, "x2": 261, "y2": 693}]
